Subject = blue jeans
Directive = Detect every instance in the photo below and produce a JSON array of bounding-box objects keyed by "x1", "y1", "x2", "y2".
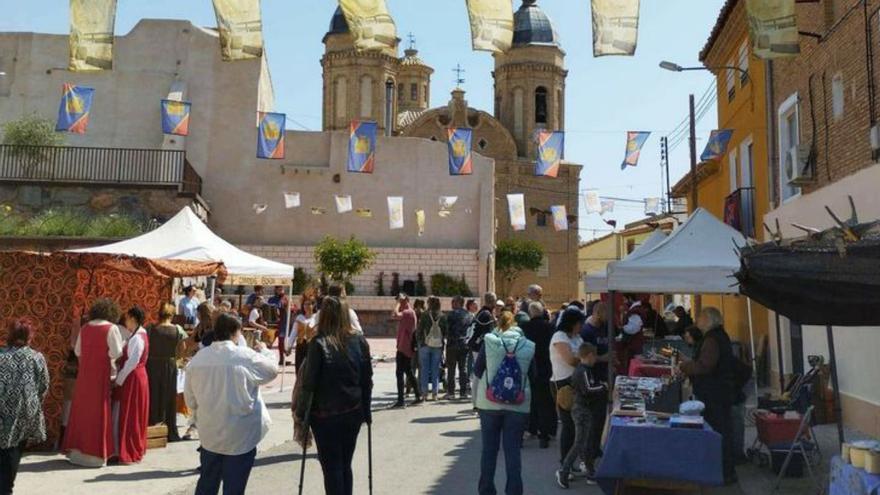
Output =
[
  {"x1": 479, "y1": 410, "x2": 528, "y2": 495},
  {"x1": 195, "y1": 447, "x2": 257, "y2": 495},
  {"x1": 419, "y1": 346, "x2": 443, "y2": 395}
]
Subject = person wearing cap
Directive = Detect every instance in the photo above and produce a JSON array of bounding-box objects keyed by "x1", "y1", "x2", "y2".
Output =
[{"x1": 391, "y1": 294, "x2": 421, "y2": 408}]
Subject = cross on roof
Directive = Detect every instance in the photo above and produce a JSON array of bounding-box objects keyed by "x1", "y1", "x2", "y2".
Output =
[
  {"x1": 453, "y1": 64, "x2": 466, "y2": 87},
  {"x1": 407, "y1": 32, "x2": 417, "y2": 50}
]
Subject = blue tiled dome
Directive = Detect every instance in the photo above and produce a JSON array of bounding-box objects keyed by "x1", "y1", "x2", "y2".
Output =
[
  {"x1": 512, "y1": 0, "x2": 559, "y2": 47},
  {"x1": 328, "y1": 6, "x2": 349, "y2": 36}
]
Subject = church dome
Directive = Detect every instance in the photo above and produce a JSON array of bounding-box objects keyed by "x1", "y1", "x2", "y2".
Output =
[
  {"x1": 327, "y1": 6, "x2": 349, "y2": 36},
  {"x1": 512, "y1": 0, "x2": 559, "y2": 47}
]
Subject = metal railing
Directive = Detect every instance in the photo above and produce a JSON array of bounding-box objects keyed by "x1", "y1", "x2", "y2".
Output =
[
  {"x1": 724, "y1": 186, "x2": 756, "y2": 238},
  {"x1": 0, "y1": 144, "x2": 201, "y2": 195}
]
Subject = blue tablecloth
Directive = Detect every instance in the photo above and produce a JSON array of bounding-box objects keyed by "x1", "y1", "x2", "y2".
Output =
[
  {"x1": 830, "y1": 455, "x2": 880, "y2": 495},
  {"x1": 595, "y1": 416, "x2": 724, "y2": 494}
]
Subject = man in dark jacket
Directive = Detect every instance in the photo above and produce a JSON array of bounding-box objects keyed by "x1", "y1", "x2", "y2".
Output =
[
  {"x1": 468, "y1": 292, "x2": 497, "y2": 354},
  {"x1": 521, "y1": 301, "x2": 557, "y2": 447},
  {"x1": 679, "y1": 307, "x2": 738, "y2": 485},
  {"x1": 444, "y1": 295, "x2": 473, "y2": 400}
]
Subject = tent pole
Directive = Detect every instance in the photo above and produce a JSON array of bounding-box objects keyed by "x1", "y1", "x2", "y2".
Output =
[
  {"x1": 825, "y1": 325, "x2": 845, "y2": 446},
  {"x1": 746, "y1": 298, "x2": 759, "y2": 405},
  {"x1": 774, "y1": 311, "x2": 784, "y2": 393},
  {"x1": 607, "y1": 291, "x2": 616, "y2": 388}
]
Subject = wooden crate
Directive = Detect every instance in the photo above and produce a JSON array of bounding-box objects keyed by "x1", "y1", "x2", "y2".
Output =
[
  {"x1": 147, "y1": 424, "x2": 168, "y2": 450},
  {"x1": 146, "y1": 437, "x2": 167, "y2": 450}
]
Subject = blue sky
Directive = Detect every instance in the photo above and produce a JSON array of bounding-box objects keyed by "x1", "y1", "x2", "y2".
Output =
[{"x1": 2, "y1": 0, "x2": 726, "y2": 240}]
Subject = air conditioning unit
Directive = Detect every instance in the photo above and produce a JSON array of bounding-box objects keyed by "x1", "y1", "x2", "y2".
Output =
[{"x1": 785, "y1": 144, "x2": 814, "y2": 186}]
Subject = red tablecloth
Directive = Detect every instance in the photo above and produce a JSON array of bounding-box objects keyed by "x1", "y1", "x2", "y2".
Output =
[{"x1": 628, "y1": 355, "x2": 674, "y2": 378}]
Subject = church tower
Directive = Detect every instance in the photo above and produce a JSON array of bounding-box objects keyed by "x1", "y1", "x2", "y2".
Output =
[
  {"x1": 493, "y1": 0, "x2": 567, "y2": 159},
  {"x1": 396, "y1": 39, "x2": 433, "y2": 118},
  {"x1": 321, "y1": 7, "x2": 401, "y2": 134}
]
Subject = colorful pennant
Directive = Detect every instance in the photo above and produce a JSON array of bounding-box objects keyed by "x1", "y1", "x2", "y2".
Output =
[
  {"x1": 356, "y1": 208, "x2": 373, "y2": 218},
  {"x1": 584, "y1": 191, "x2": 602, "y2": 214},
  {"x1": 745, "y1": 0, "x2": 799, "y2": 59},
  {"x1": 284, "y1": 192, "x2": 301, "y2": 209},
  {"x1": 591, "y1": 0, "x2": 641, "y2": 57},
  {"x1": 507, "y1": 193, "x2": 526, "y2": 231},
  {"x1": 211, "y1": 0, "x2": 264, "y2": 60},
  {"x1": 335, "y1": 195, "x2": 353, "y2": 213},
  {"x1": 535, "y1": 130, "x2": 564, "y2": 177},
  {"x1": 466, "y1": 0, "x2": 514, "y2": 53},
  {"x1": 447, "y1": 128, "x2": 473, "y2": 176},
  {"x1": 55, "y1": 83, "x2": 95, "y2": 134},
  {"x1": 621, "y1": 131, "x2": 651, "y2": 170},
  {"x1": 700, "y1": 129, "x2": 735, "y2": 162},
  {"x1": 69, "y1": 0, "x2": 117, "y2": 71},
  {"x1": 338, "y1": 0, "x2": 398, "y2": 52},
  {"x1": 387, "y1": 196, "x2": 404, "y2": 230},
  {"x1": 550, "y1": 205, "x2": 569, "y2": 232},
  {"x1": 161, "y1": 100, "x2": 191, "y2": 136},
  {"x1": 257, "y1": 112, "x2": 285, "y2": 159},
  {"x1": 348, "y1": 121, "x2": 377, "y2": 173}
]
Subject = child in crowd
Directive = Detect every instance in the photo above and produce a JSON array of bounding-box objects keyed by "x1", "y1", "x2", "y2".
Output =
[{"x1": 556, "y1": 343, "x2": 608, "y2": 488}]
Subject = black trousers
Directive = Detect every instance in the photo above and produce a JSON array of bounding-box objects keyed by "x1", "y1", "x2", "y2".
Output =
[
  {"x1": 703, "y1": 401, "x2": 736, "y2": 482},
  {"x1": 0, "y1": 443, "x2": 24, "y2": 495},
  {"x1": 445, "y1": 344, "x2": 469, "y2": 395},
  {"x1": 528, "y1": 381, "x2": 557, "y2": 440},
  {"x1": 395, "y1": 352, "x2": 420, "y2": 402},
  {"x1": 311, "y1": 410, "x2": 364, "y2": 495},
  {"x1": 551, "y1": 380, "x2": 575, "y2": 464}
]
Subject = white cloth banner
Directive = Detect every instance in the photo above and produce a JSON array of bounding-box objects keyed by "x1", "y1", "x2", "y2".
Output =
[
  {"x1": 415, "y1": 209, "x2": 426, "y2": 236},
  {"x1": 585, "y1": 191, "x2": 602, "y2": 214},
  {"x1": 600, "y1": 199, "x2": 615, "y2": 214},
  {"x1": 507, "y1": 193, "x2": 526, "y2": 231},
  {"x1": 550, "y1": 205, "x2": 568, "y2": 232},
  {"x1": 335, "y1": 195, "x2": 353, "y2": 213},
  {"x1": 746, "y1": 0, "x2": 799, "y2": 59},
  {"x1": 439, "y1": 196, "x2": 458, "y2": 218},
  {"x1": 253, "y1": 203, "x2": 268, "y2": 215},
  {"x1": 466, "y1": 0, "x2": 514, "y2": 53},
  {"x1": 284, "y1": 192, "x2": 300, "y2": 209},
  {"x1": 211, "y1": 0, "x2": 264, "y2": 61},
  {"x1": 69, "y1": 0, "x2": 117, "y2": 71},
  {"x1": 591, "y1": 0, "x2": 640, "y2": 57},
  {"x1": 387, "y1": 196, "x2": 404, "y2": 230},
  {"x1": 338, "y1": 0, "x2": 398, "y2": 52},
  {"x1": 644, "y1": 197, "x2": 661, "y2": 215}
]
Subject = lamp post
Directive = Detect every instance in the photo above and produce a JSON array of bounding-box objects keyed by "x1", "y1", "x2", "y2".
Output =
[{"x1": 659, "y1": 60, "x2": 750, "y2": 212}]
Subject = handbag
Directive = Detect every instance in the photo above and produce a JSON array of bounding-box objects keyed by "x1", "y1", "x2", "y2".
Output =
[{"x1": 555, "y1": 384, "x2": 575, "y2": 411}]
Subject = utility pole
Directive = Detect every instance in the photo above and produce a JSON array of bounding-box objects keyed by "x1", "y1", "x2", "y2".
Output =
[
  {"x1": 661, "y1": 136, "x2": 670, "y2": 214},
  {"x1": 688, "y1": 93, "x2": 698, "y2": 212}
]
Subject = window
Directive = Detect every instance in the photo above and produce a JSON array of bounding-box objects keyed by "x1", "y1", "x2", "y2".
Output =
[
  {"x1": 478, "y1": 138, "x2": 488, "y2": 150},
  {"x1": 739, "y1": 136, "x2": 756, "y2": 238},
  {"x1": 423, "y1": 84, "x2": 428, "y2": 104},
  {"x1": 832, "y1": 73, "x2": 844, "y2": 120},
  {"x1": 334, "y1": 77, "x2": 347, "y2": 120},
  {"x1": 728, "y1": 148, "x2": 739, "y2": 193},
  {"x1": 360, "y1": 76, "x2": 373, "y2": 118},
  {"x1": 626, "y1": 239, "x2": 636, "y2": 254},
  {"x1": 536, "y1": 212, "x2": 548, "y2": 227},
  {"x1": 535, "y1": 86, "x2": 548, "y2": 124},
  {"x1": 777, "y1": 93, "x2": 801, "y2": 202},
  {"x1": 740, "y1": 136, "x2": 754, "y2": 189},
  {"x1": 726, "y1": 58, "x2": 736, "y2": 101},
  {"x1": 513, "y1": 88, "x2": 524, "y2": 138},
  {"x1": 410, "y1": 83, "x2": 418, "y2": 102},
  {"x1": 737, "y1": 41, "x2": 749, "y2": 86}
]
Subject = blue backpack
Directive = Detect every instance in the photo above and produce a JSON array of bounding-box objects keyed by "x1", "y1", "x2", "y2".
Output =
[{"x1": 486, "y1": 338, "x2": 525, "y2": 405}]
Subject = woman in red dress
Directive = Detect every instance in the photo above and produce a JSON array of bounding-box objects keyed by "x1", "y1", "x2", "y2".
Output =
[
  {"x1": 62, "y1": 298, "x2": 124, "y2": 467},
  {"x1": 114, "y1": 306, "x2": 150, "y2": 464}
]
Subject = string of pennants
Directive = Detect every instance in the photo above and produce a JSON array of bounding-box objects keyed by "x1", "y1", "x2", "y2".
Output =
[{"x1": 65, "y1": 0, "x2": 802, "y2": 74}]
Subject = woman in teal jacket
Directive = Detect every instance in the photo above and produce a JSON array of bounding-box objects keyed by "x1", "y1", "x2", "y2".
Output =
[{"x1": 473, "y1": 311, "x2": 536, "y2": 495}]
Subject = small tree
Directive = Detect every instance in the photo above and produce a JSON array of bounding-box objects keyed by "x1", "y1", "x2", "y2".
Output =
[
  {"x1": 495, "y1": 238, "x2": 544, "y2": 297},
  {"x1": 1, "y1": 114, "x2": 65, "y2": 175},
  {"x1": 314, "y1": 236, "x2": 376, "y2": 289}
]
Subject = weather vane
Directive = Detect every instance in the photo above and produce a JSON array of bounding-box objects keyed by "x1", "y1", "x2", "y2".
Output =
[
  {"x1": 407, "y1": 32, "x2": 416, "y2": 50},
  {"x1": 453, "y1": 64, "x2": 466, "y2": 88}
]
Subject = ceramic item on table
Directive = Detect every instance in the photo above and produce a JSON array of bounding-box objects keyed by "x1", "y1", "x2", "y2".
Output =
[
  {"x1": 679, "y1": 400, "x2": 705, "y2": 416},
  {"x1": 841, "y1": 443, "x2": 851, "y2": 464},
  {"x1": 866, "y1": 449, "x2": 880, "y2": 475},
  {"x1": 851, "y1": 445, "x2": 868, "y2": 468}
]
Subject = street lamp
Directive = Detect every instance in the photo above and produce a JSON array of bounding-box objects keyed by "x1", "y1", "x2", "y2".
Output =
[{"x1": 659, "y1": 60, "x2": 750, "y2": 81}]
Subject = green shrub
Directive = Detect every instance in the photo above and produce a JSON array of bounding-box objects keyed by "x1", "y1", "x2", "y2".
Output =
[
  {"x1": 291, "y1": 267, "x2": 315, "y2": 296},
  {"x1": 84, "y1": 214, "x2": 143, "y2": 238},
  {"x1": 430, "y1": 273, "x2": 472, "y2": 297},
  {"x1": 0, "y1": 207, "x2": 23, "y2": 236},
  {"x1": 344, "y1": 280, "x2": 356, "y2": 296},
  {"x1": 20, "y1": 209, "x2": 89, "y2": 236}
]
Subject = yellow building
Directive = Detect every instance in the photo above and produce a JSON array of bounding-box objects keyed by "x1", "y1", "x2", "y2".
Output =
[{"x1": 672, "y1": 0, "x2": 770, "y2": 347}]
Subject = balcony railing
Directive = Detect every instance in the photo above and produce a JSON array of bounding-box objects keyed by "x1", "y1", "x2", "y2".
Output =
[
  {"x1": 0, "y1": 144, "x2": 201, "y2": 196},
  {"x1": 724, "y1": 186, "x2": 756, "y2": 238}
]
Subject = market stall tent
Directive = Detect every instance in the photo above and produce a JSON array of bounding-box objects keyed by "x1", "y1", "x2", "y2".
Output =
[
  {"x1": 583, "y1": 229, "x2": 668, "y2": 294},
  {"x1": 71, "y1": 206, "x2": 294, "y2": 285}
]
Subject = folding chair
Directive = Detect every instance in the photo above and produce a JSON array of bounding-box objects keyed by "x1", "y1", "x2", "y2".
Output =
[{"x1": 770, "y1": 405, "x2": 822, "y2": 493}]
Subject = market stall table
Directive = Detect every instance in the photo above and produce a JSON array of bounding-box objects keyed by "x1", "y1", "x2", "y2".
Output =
[
  {"x1": 595, "y1": 415, "x2": 724, "y2": 494},
  {"x1": 628, "y1": 355, "x2": 675, "y2": 378},
  {"x1": 830, "y1": 455, "x2": 880, "y2": 495}
]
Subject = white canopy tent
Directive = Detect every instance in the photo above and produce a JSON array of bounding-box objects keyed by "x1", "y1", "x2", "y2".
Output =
[
  {"x1": 70, "y1": 206, "x2": 294, "y2": 286},
  {"x1": 583, "y1": 229, "x2": 668, "y2": 294}
]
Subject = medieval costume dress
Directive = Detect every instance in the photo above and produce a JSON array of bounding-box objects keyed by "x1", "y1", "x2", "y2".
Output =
[
  {"x1": 113, "y1": 326, "x2": 149, "y2": 464},
  {"x1": 146, "y1": 323, "x2": 186, "y2": 442},
  {"x1": 62, "y1": 320, "x2": 124, "y2": 467}
]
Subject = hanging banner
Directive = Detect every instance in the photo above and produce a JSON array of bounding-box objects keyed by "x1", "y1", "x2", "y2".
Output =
[
  {"x1": 69, "y1": 0, "x2": 117, "y2": 71},
  {"x1": 338, "y1": 0, "x2": 398, "y2": 52},
  {"x1": 600, "y1": 199, "x2": 615, "y2": 214},
  {"x1": 465, "y1": 0, "x2": 514, "y2": 53},
  {"x1": 160, "y1": 100, "x2": 191, "y2": 136},
  {"x1": 356, "y1": 208, "x2": 373, "y2": 218},
  {"x1": 211, "y1": 0, "x2": 264, "y2": 61},
  {"x1": 745, "y1": 0, "x2": 799, "y2": 59},
  {"x1": 284, "y1": 192, "x2": 301, "y2": 209},
  {"x1": 507, "y1": 193, "x2": 526, "y2": 231},
  {"x1": 550, "y1": 205, "x2": 569, "y2": 232},
  {"x1": 387, "y1": 196, "x2": 404, "y2": 230},
  {"x1": 439, "y1": 196, "x2": 458, "y2": 218},
  {"x1": 700, "y1": 129, "x2": 735, "y2": 161},
  {"x1": 311, "y1": 207, "x2": 327, "y2": 215},
  {"x1": 591, "y1": 0, "x2": 640, "y2": 57},
  {"x1": 55, "y1": 83, "x2": 95, "y2": 134},
  {"x1": 257, "y1": 112, "x2": 285, "y2": 159},
  {"x1": 621, "y1": 131, "x2": 650, "y2": 169},
  {"x1": 335, "y1": 195, "x2": 353, "y2": 213},
  {"x1": 584, "y1": 191, "x2": 602, "y2": 214},
  {"x1": 348, "y1": 121, "x2": 377, "y2": 173},
  {"x1": 253, "y1": 203, "x2": 268, "y2": 215},
  {"x1": 447, "y1": 128, "x2": 473, "y2": 176},
  {"x1": 644, "y1": 197, "x2": 661, "y2": 215},
  {"x1": 535, "y1": 130, "x2": 564, "y2": 177},
  {"x1": 415, "y1": 209, "x2": 426, "y2": 236}
]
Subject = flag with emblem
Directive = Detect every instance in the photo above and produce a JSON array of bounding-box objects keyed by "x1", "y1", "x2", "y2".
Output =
[
  {"x1": 550, "y1": 205, "x2": 569, "y2": 231},
  {"x1": 257, "y1": 112, "x2": 285, "y2": 159},
  {"x1": 700, "y1": 129, "x2": 734, "y2": 161},
  {"x1": 621, "y1": 131, "x2": 650, "y2": 169},
  {"x1": 535, "y1": 130, "x2": 564, "y2": 177},
  {"x1": 348, "y1": 121, "x2": 377, "y2": 173},
  {"x1": 161, "y1": 100, "x2": 191, "y2": 136},
  {"x1": 55, "y1": 83, "x2": 95, "y2": 134},
  {"x1": 447, "y1": 128, "x2": 473, "y2": 176},
  {"x1": 466, "y1": 0, "x2": 514, "y2": 53}
]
